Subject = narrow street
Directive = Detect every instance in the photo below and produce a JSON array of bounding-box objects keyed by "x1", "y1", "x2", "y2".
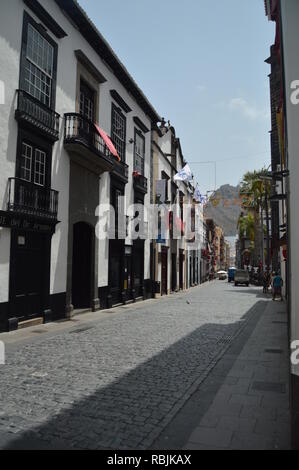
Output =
[{"x1": 0, "y1": 281, "x2": 290, "y2": 450}]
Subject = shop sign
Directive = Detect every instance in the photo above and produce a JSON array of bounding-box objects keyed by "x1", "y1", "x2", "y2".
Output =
[{"x1": 0, "y1": 211, "x2": 56, "y2": 233}]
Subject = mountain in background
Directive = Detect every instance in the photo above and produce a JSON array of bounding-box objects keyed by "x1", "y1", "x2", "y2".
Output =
[{"x1": 204, "y1": 184, "x2": 241, "y2": 236}]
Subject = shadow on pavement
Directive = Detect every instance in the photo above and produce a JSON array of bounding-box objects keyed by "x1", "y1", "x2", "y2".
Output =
[
  {"x1": 1, "y1": 300, "x2": 268, "y2": 450},
  {"x1": 229, "y1": 287, "x2": 271, "y2": 299},
  {"x1": 152, "y1": 299, "x2": 268, "y2": 449}
]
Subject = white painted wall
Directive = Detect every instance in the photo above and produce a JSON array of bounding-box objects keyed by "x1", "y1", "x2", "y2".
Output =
[
  {"x1": 159, "y1": 131, "x2": 172, "y2": 156},
  {"x1": 0, "y1": 0, "x2": 72, "y2": 297},
  {"x1": 280, "y1": 0, "x2": 299, "y2": 376},
  {"x1": 0, "y1": 0, "x2": 155, "y2": 300},
  {"x1": 0, "y1": 228, "x2": 11, "y2": 303},
  {"x1": 155, "y1": 139, "x2": 172, "y2": 290},
  {"x1": 0, "y1": 0, "x2": 24, "y2": 302}
]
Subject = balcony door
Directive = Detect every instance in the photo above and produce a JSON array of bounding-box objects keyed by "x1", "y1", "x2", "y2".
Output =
[
  {"x1": 111, "y1": 104, "x2": 126, "y2": 162},
  {"x1": 78, "y1": 80, "x2": 96, "y2": 148},
  {"x1": 80, "y1": 80, "x2": 95, "y2": 121},
  {"x1": 134, "y1": 129, "x2": 145, "y2": 175},
  {"x1": 17, "y1": 140, "x2": 48, "y2": 186},
  {"x1": 14, "y1": 134, "x2": 52, "y2": 216}
]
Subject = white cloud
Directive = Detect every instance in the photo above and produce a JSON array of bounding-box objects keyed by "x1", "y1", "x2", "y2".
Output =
[
  {"x1": 196, "y1": 84, "x2": 206, "y2": 93},
  {"x1": 228, "y1": 97, "x2": 269, "y2": 121}
]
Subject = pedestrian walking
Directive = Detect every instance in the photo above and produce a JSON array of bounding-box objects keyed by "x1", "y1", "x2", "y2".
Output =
[{"x1": 272, "y1": 272, "x2": 283, "y2": 301}]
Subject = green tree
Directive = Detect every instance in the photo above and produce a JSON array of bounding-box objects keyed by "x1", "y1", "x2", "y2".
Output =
[
  {"x1": 238, "y1": 169, "x2": 271, "y2": 266},
  {"x1": 238, "y1": 212, "x2": 255, "y2": 241},
  {"x1": 239, "y1": 169, "x2": 271, "y2": 211}
]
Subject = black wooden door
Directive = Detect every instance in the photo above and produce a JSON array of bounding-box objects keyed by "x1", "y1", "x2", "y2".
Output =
[
  {"x1": 72, "y1": 222, "x2": 92, "y2": 309},
  {"x1": 171, "y1": 254, "x2": 177, "y2": 292},
  {"x1": 13, "y1": 231, "x2": 45, "y2": 321},
  {"x1": 132, "y1": 240, "x2": 144, "y2": 297},
  {"x1": 179, "y1": 251, "x2": 184, "y2": 290},
  {"x1": 109, "y1": 240, "x2": 124, "y2": 305},
  {"x1": 124, "y1": 254, "x2": 132, "y2": 301},
  {"x1": 161, "y1": 249, "x2": 168, "y2": 296}
]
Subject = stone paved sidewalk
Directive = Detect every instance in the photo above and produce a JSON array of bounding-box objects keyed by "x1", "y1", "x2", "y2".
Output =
[
  {"x1": 154, "y1": 298, "x2": 290, "y2": 450},
  {"x1": 0, "y1": 282, "x2": 266, "y2": 450}
]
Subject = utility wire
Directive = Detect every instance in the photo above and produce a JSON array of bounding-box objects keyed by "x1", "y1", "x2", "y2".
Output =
[{"x1": 188, "y1": 151, "x2": 269, "y2": 164}]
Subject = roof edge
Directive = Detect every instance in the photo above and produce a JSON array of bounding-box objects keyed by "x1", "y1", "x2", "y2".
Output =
[{"x1": 55, "y1": 0, "x2": 161, "y2": 123}]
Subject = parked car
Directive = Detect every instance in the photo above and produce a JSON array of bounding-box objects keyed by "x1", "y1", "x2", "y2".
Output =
[
  {"x1": 228, "y1": 267, "x2": 237, "y2": 283},
  {"x1": 217, "y1": 270, "x2": 227, "y2": 280},
  {"x1": 234, "y1": 269, "x2": 250, "y2": 287},
  {"x1": 219, "y1": 273, "x2": 227, "y2": 280}
]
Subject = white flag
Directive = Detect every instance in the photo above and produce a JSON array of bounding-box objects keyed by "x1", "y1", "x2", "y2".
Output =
[
  {"x1": 194, "y1": 185, "x2": 202, "y2": 202},
  {"x1": 174, "y1": 164, "x2": 193, "y2": 182}
]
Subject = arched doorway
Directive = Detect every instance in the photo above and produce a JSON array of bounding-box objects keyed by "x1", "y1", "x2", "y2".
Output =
[{"x1": 72, "y1": 222, "x2": 93, "y2": 309}]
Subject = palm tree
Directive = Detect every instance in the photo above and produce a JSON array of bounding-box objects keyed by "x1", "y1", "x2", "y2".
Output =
[
  {"x1": 238, "y1": 212, "x2": 255, "y2": 267},
  {"x1": 239, "y1": 169, "x2": 271, "y2": 266},
  {"x1": 238, "y1": 212, "x2": 255, "y2": 241},
  {"x1": 240, "y1": 169, "x2": 271, "y2": 211}
]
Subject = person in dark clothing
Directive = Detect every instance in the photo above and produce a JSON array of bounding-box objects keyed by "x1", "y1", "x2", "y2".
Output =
[
  {"x1": 272, "y1": 272, "x2": 283, "y2": 301},
  {"x1": 262, "y1": 271, "x2": 269, "y2": 293}
]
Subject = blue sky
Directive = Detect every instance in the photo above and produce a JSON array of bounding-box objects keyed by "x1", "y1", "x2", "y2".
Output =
[{"x1": 79, "y1": 0, "x2": 275, "y2": 194}]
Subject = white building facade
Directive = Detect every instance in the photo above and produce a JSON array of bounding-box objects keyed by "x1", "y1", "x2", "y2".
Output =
[
  {"x1": 151, "y1": 121, "x2": 204, "y2": 296},
  {"x1": 265, "y1": 0, "x2": 299, "y2": 448},
  {"x1": 0, "y1": 0, "x2": 160, "y2": 331}
]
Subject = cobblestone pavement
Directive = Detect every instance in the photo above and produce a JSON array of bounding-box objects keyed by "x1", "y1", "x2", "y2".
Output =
[
  {"x1": 154, "y1": 296, "x2": 290, "y2": 450},
  {"x1": 0, "y1": 281, "x2": 269, "y2": 449}
]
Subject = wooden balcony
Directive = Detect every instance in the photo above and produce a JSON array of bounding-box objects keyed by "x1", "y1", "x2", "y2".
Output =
[
  {"x1": 111, "y1": 160, "x2": 129, "y2": 184},
  {"x1": 8, "y1": 177, "x2": 58, "y2": 220},
  {"x1": 64, "y1": 113, "x2": 115, "y2": 174},
  {"x1": 133, "y1": 173, "x2": 148, "y2": 194},
  {"x1": 15, "y1": 90, "x2": 60, "y2": 142}
]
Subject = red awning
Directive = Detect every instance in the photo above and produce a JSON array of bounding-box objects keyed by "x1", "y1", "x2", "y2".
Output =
[
  {"x1": 175, "y1": 216, "x2": 184, "y2": 234},
  {"x1": 94, "y1": 124, "x2": 120, "y2": 162},
  {"x1": 166, "y1": 212, "x2": 184, "y2": 234}
]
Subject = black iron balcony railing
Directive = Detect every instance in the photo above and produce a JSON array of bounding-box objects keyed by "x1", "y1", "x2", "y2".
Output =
[
  {"x1": 64, "y1": 113, "x2": 115, "y2": 162},
  {"x1": 133, "y1": 173, "x2": 148, "y2": 194},
  {"x1": 8, "y1": 178, "x2": 59, "y2": 220},
  {"x1": 15, "y1": 90, "x2": 60, "y2": 141},
  {"x1": 112, "y1": 160, "x2": 129, "y2": 183}
]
